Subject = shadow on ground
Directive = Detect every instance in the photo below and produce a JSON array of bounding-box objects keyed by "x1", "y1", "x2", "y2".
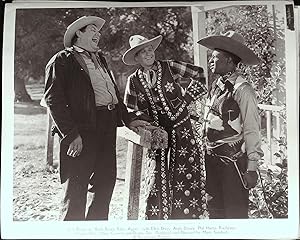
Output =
[{"x1": 14, "y1": 100, "x2": 47, "y2": 115}]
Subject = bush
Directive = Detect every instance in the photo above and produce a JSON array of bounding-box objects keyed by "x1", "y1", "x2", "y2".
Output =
[{"x1": 249, "y1": 137, "x2": 288, "y2": 218}]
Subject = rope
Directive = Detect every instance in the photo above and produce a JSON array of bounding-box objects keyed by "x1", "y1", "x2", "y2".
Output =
[{"x1": 216, "y1": 154, "x2": 249, "y2": 190}]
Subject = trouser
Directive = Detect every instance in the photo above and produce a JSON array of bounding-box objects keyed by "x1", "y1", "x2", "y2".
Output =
[
  {"x1": 59, "y1": 109, "x2": 117, "y2": 221},
  {"x1": 205, "y1": 152, "x2": 249, "y2": 219}
]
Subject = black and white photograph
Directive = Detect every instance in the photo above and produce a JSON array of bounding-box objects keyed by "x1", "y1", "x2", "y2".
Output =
[{"x1": 1, "y1": 1, "x2": 299, "y2": 239}]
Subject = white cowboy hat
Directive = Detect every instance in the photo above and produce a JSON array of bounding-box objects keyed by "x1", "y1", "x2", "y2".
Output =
[
  {"x1": 197, "y1": 30, "x2": 260, "y2": 65},
  {"x1": 64, "y1": 16, "x2": 105, "y2": 48},
  {"x1": 122, "y1": 35, "x2": 163, "y2": 65}
]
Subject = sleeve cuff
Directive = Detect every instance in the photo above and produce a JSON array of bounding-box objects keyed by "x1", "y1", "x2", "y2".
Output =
[
  {"x1": 247, "y1": 152, "x2": 261, "y2": 171},
  {"x1": 60, "y1": 127, "x2": 79, "y2": 146}
]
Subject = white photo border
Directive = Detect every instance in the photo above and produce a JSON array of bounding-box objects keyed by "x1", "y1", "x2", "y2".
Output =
[{"x1": 1, "y1": 1, "x2": 299, "y2": 239}]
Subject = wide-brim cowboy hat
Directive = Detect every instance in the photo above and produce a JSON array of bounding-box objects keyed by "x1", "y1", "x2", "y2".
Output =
[
  {"x1": 197, "y1": 31, "x2": 260, "y2": 65},
  {"x1": 64, "y1": 16, "x2": 105, "y2": 48},
  {"x1": 122, "y1": 35, "x2": 163, "y2": 65}
]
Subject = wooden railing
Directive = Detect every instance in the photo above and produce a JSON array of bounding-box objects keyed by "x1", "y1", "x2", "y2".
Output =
[
  {"x1": 117, "y1": 126, "x2": 168, "y2": 219},
  {"x1": 44, "y1": 104, "x2": 284, "y2": 218},
  {"x1": 44, "y1": 114, "x2": 168, "y2": 219},
  {"x1": 258, "y1": 104, "x2": 284, "y2": 165}
]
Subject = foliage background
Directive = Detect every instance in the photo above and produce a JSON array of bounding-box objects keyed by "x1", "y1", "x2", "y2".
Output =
[
  {"x1": 14, "y1": 7, "x2": 193, "y2": 100},
  {"x1": 13, "y1": 5, "x2": 288, "y2": 219}
]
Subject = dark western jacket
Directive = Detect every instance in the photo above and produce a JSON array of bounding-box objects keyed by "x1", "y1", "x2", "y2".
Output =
[{"x1": 43, "y1": 47, "x2": 131, "y2": 146}]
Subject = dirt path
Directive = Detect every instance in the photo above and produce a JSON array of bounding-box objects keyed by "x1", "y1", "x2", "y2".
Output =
[{"x1": 13, "y1": 99, "x2": 128, "y2": 221}]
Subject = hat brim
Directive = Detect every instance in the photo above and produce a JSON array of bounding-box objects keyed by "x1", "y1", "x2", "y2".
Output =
[
  {"x1": 64, "y1": 16, "x2": 105, "y2": 48},
  {"x1": 197, "y1": 35, "x2": 260, "y2": 65},
  {"x1": 122, "y1": 35, "x2": 163, "y2": 65}
]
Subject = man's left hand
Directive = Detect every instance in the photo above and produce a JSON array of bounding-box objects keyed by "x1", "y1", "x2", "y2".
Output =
[
  {"x1": 128, "y1": 120, "x2": 151, "y2": 133},
  {"x1": 243, "y1": 171, "x2": 258, "y2": 189}
]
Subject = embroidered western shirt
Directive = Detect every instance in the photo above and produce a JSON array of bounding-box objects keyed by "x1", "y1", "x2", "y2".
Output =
[{"x1": 124, "y1": 60, "x2": 206, "y2": 112}]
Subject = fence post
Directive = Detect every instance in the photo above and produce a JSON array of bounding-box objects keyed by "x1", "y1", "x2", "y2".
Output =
[
  {"x1": 273, "y1": 111, "x2": 281, "y2": 140},
  {"x1": 118, "y1": 126, "x2": 168, "y2": 220},
  {"x1": 265, "y1": 110, "x2": 272, "y2": 165},
  {"x1": 123, "y1": 141, "x2": 144, "y2": 219},
  {"x1": 45, "y1": 111, "x2": 54, "y2": 166}
]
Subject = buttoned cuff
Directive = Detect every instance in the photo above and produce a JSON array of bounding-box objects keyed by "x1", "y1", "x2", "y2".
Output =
[{"x1": 247, "y1": 152, "x2": 261, "y2": 171}]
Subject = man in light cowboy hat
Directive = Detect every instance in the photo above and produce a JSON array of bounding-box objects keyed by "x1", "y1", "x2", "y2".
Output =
[
  {"x1": 122, "y1": 34, "x2": 208, "y2": 219},
  {"x1": 43, "y1": 16, "x2": 148, "y2": 220},
  {"x1": 197, "y1": 30, "x2": 264, "y2": 218}
]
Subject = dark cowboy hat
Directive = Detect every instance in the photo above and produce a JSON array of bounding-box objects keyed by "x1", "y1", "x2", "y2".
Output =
[
  {"x1": 64, "y1": 16, "x2": 105, "y2": 48},
  {"x1": 122, "y1": 35, "x2": 163, "y2": 65},
  {"x1": 197, "y1": 30, "x2": 260, "y2": 65}
]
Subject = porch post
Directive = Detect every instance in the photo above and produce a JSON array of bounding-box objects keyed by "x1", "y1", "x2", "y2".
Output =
[{"x1": 191, "y1": 6, "x2": 208, "y2": 84}]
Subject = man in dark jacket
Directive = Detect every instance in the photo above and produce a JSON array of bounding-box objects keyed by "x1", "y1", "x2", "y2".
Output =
[{"x1": 43, "y1": 16, "x2": 148, "y2": 220}]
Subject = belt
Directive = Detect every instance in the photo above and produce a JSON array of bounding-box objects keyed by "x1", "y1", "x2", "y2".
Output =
[{"x1": 96, "y1": 104, "x2": 116, "y2": 111}]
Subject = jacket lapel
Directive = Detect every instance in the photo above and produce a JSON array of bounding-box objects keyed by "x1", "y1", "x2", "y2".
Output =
[
  {"x1": 67, "y1": 48, "x2": 122, "y2": 101},
  {"x1": 66, "y1": 47, "x2": 90, "y2": 80},
  {"x1": 73, "y1": 51, "x2": 90, "y2": 77}
]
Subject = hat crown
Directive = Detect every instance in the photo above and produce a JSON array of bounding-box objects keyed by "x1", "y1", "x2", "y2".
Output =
[
  {"x1": 221, "y1": 30, "x2": 245, "y2": 45},
  {"x1": 129, "y1": 35, "x2": 150, "y2": 48}
]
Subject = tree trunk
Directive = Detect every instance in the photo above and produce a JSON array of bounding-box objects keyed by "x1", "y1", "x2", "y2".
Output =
[{"x1": 14, "y1": 77, "x2": 32, "y2": 102}]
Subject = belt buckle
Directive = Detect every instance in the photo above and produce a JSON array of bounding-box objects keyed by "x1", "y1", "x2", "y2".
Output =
[{"x1": 107, "y1": 104, "x2": 115, "y2": 110}]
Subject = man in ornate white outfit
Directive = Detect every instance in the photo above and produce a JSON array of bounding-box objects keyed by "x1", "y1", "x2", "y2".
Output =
[{"x1": 122, "y1": 35, "x2": 208, "y2": 219}]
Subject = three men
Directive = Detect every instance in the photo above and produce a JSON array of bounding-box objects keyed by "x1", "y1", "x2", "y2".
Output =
[
  {"x1": 197, "y1": 31, "x2": 263, "y2": 218},
  {"x1": 44, "y1": 14, "x2": 263, "y2": 220},
  {"x1": 43, "y1": 16, "x2": 147, "y2": 220}
]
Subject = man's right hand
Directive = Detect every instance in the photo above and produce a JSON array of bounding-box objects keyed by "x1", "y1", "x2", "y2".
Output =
[
  {"x1": 128, "y1": 120, "x2": 151, "y2": 133},
  {"x1": 67, "y1": 135, "x2": 83, "y2": 158}
]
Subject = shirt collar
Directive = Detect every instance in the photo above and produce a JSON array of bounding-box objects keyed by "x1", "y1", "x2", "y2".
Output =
[
  {"x1": 73, "y1": 45, "x2": 85, "y2": 53},
  {"x1": 141, "y1": 61, "x2": 158, "y2": 72},
  {"x1": 216, "y1": 71, "x2": 239, "y2": 91}
]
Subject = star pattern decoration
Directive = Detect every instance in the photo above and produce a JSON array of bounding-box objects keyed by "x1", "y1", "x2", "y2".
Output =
[
  {"x1": 165, "y1": 81, "x2": 175, "y2": 93},
  {"x1": 191, "y1": 147, "x2": 198, "y2": 157},
  {"x1": 180, "y1": 128, "x2": 191, "y2": 140},
  {"x1": 189, "y1": 82, "x2": 204, "y2": 95},
  {"x1": 150, "y1": 183, "x2": 159, "y2": 196},
  {"x1": 137, "y1": 92, "x2": 146, "y2": 103},
  {"x1": 178, "y1": 147, "x2": 189, "y2": 157},
  {"x1": 190, "y1": 180, "x2": 199, "y2": 190},
  {"x1": 191, "y1": 163, "x2": 200, "y2": 173},
  {"x1": 149, "y1": 205, "x2": 160, "y2": 216},
  {"x1": 174, "y1": 198, "x2": 184, "y2": 209},
  {"x1": 189, "y1": 197, "x2": 199, "y2": 208},
  {"x1": 174, "y1": 181, "x2": 185, "y2": 191},
  {"x1": 176, "y1": 164, "x2": 188, "y2": 175}
]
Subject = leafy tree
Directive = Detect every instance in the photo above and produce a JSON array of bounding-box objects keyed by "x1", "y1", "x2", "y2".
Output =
[
  {"x1": 205, "y1": 5, "x2": 286, "y2": 106},
  {"x1": 14, "y1": 7, "x2": 193, "y2": 101}
]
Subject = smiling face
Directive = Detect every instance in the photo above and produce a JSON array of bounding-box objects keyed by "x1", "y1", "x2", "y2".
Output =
[
  {"x1": 75, "y1": 24, "x2": 101, "y2": 52},
  {"x1": 209, "y1": 50, "x2": 237, "y2": 75},
  {"x1": 134, "y1": 45, "x2": 156, "y2": 69}
]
